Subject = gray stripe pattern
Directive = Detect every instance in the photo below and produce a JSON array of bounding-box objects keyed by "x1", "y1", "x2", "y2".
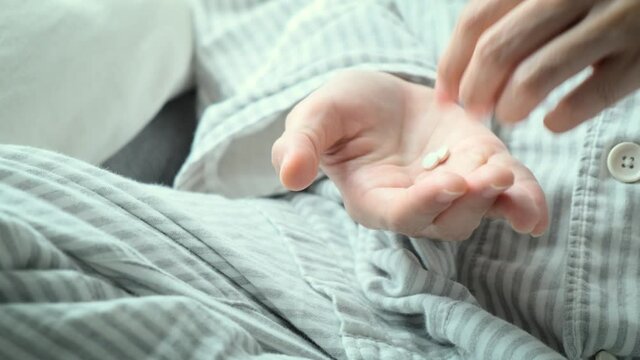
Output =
[{"x1": 2, "y1": 0, "x2": 639, "y2": 359}]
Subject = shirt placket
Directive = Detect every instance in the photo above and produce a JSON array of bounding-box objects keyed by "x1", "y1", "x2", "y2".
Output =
[{"x1": 562, "y1": 111, "x2": 609, "y2": 359}]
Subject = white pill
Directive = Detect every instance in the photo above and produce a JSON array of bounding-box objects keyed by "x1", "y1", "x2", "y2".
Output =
[
  {"x1": 435, "y1": 146, "x2": 450, "y2": 162},
  {"x1": 421, "y1": 146, "x2": 450, "y2": 170},
  {"x1": 421, "y1": 152, "x2": 440, "y2": 170}
]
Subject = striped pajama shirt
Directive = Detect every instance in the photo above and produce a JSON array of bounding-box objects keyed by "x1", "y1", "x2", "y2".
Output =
[{"x1": 1, "y1": 0, "x2": 639, "y2": 359}]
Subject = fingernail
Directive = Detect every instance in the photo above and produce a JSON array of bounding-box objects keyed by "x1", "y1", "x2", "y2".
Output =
[
  {"x1": 481, "y1": 183, "x2": 510, "y2": 198},
  {"x1": 273, "y1": 152, "x2": 286, "y2": 175},
  {"x1": 436, "y1": 189, "x2": 464, "y2": 203},
  {"x1": 512, "y1": 224, "x2": 535, "y2": 235},
  {"x1": 491, "y1": 183, "x2": 510, "y2": 191},
  {"x1": 530, "y1": 230, "x2": 546, "y2": 238}
]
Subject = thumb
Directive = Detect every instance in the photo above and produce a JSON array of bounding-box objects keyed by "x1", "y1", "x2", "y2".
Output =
[{"x1": 271, "y1": 100, "x2": 342, "y2": 191}]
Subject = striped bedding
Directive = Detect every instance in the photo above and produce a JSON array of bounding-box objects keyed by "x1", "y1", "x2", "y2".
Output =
[
  {"x1": 0, "y1": 146, "x2": 561, "y2": 359},
  {"x1": 2, "y1": 1, "x2": 639, "y2": 359}
]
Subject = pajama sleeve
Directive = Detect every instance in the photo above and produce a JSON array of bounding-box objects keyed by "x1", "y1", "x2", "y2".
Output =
[{"x1": 174, "y1": 0, "x2": 465, "y2": 197}]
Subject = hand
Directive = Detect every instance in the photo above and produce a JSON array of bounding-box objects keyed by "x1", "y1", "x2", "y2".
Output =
[
  {"x1": 271, "y1": 70, "x2": 548, "y2": 240},
  {"x1": 436, "y1": 0, "x2": 640, "y2": 132}
]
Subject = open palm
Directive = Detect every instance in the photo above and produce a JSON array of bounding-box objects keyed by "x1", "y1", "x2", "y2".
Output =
[{"x1": 272, "y1": 70, "x2": 548, "y2": 240}]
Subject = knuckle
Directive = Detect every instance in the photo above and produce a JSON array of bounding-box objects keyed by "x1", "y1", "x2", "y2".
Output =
[{"x1": 474, "y1": 32, "x2": 502, "y2": 65}]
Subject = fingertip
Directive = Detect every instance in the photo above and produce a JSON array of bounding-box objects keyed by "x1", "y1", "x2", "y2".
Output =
[
  {"x1": 530, "y1": 225, "x2": 547, "y2": 238},
  {"x1": 511, "y1": 221, "x2": 537, "y2": 235},
  {"x1": 271, "y1": 137, "x2": 286, "y2": 175},
  {"x1": 543, "y1": 108, "x2": 563, "y2": 133},
  {"x1": 494, "y1": 85, "x2": 534, "y2": 127},
  {"x1": 279, "y1": 149, "x2": 319, "y2": 191},
  {"x1": 530, "y1": 201, "x2": 550, "y2": 238},
  {"x1": 413, "y1": 171, "x2": 467, "y2": 205},
  {"x1": 544, "y1": 102, "x2": 583, "y2": 133},
  {"x1": 543, "y1": 112, "x2": 570, "y2": 133},
  {"x1": 278, "y1": 153, "x2": 295, "y2": 189},
  {"x1": 495, "y1": 192, "x2": 538, "y2": 235},
  {"x1": 468, "y1": 163, "x2": 514, "y2": 198},
  {"x1": 437, "y1": 171, "x2": 468, "y2": 194},
  {"x1": 510, "y1": 210, "x2": 539, "y2": 235},
  {"x1": 490, "y1": 165, "x2": 515, "y2": 188}
]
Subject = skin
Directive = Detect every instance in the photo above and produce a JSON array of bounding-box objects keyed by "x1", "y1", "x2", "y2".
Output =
[
  {"x1": 271, "y1": 70, "x2": 548, "y2": 241},
  {"x1": 436, "y1": 0, "x2": 640, "y2": 132}
]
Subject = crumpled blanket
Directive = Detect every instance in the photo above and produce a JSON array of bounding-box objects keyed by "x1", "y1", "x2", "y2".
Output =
[{"x1": 0, "y1": 146, "x2": 562, "y2": 360}]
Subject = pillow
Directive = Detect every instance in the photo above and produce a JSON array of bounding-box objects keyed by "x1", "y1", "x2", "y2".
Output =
[{"x1": 0, "y1": 0, "x2": 194, "y2": 164}]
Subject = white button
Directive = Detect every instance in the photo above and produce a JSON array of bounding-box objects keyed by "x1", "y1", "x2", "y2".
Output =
[
  {"x1": 607, "y1": 142, "x2": 640, "y2": 183},
  {"x1": 595, "y1": 350, "x2": 617, "y2": 360}
]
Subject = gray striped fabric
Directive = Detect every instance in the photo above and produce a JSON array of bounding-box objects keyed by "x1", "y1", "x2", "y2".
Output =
[
  {"x1": 0, "y1": 147, "x2": 327, "y2": 360},
  {"x1": 174, "y1": 1, "x2": 640, "y2": 357},
  {"x1": 2, "y1": 1, "x2": 639, "y2": 359},
  {"x1": 0, "y1": 145, "x2": 563, "y2": 359},
  {"x1": 174, "y1": 0, "x2": 465, "y2": 197}
]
